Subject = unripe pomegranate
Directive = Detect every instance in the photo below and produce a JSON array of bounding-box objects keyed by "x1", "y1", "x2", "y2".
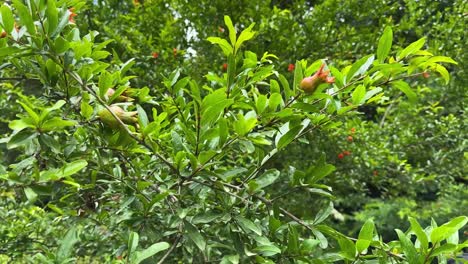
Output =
[
  {"x1": 299, "y1": 63, "x2": 335, "y2": 94},
  {"x1": 0, "y1": 31, "x2": 6, "y2": 38},
  {"x1": 98, "y1": 105, "x2": 138, "y2": 128}
]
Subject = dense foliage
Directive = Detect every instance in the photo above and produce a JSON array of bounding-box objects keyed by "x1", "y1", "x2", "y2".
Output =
[{"x1": 0, "y1": 0, "x2": 466, "y2": 263}]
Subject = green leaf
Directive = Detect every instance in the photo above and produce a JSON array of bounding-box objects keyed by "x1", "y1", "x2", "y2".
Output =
[
  {"x1": 346, "y1": 54, "x2": 374, "y2": 82},
  {"x1": 254, "y1": 245, "x2": 281, "y2": 257},
  {"x1": 56, "y1": 227, "x2": 79, "y2": 263},
  {"x1": 356, "y1": 219, "x2": 374, "y2": 253},
  {"x1": 224, "y1": 16, "x2": 236, "y2": 47},
  {"x1": 46, "y1": 0, "x2": 58, "y2": 35},
  {"x1": 314, "y1": 202, "x2": 333, "y2": 224},
  {"x1": 377, "y1": 26, "x2": 393, "y2": 63},
  {"x1": 51, "y1": 7, "x2": 73, "y2": 39},
  {"x1": 432, "y1": 64, "x2": 450, "y2": 84},
  {"x1": 338, "y1": 237, "x2": 356, "y2": 260},
  {"x1": 136, "y1": 104, "x2": 148, "y2": 128},
  {"x1": 277, "y1": 124, "x2": 303, "y2": 150},
  {"x1": 430, "y1": 216, "x2": 468, "y2": 243},
  {"x1": 60, "y1": 160, "x2": 88, "y2": 177},
  {"x1": 429, "y1": 243, "x2": 457, "y2": 258},
  {"x1": 233, "y1": 113, "x2": 257, "y2": 136},
  {"x1": 132, "y1": 242, "x2": 170, "y2": 264},
  {"x1": 306, "y1": 157, "x2": 336, "y2": 185},
  {"x1": 128, "y1": 232, "x2": 139, "y2": 259},
  {"x1": 425, "y1": 56, "x2": 457, "y2": 65},
  {"x1": 293, "y1": 60, "x2": 303, "y2": 91},
  {"x1": 398, "y1": 37, "x2": 426, "y2": 59},
  {"x1": 236, "y1": 216, "x2": 262, "y2": 236},
  {"x1": 311, "y1": 228, "x2": 328, "y2": 249},
  {"x1": 12, "y1": 0, "x2": 35, "y2": 35},
  {"x1": 7, "y1": 130, "x2": 37, "y2": 149},
  {"x1": 185, "y1": 221, "x2": 206, "y2": 251},
  {"x1": 287, "y1": 225, "x2": 299, "y2": 254},
  {"x1": 9, "y1": 119, "x2": 35, "y2": 131},
  {"x1": 235, "y1": 23, "x2": 255, "y2": 53},
  {"x1": 207, "y1": 37, "x2": 233, "y2": 56},
  {"x1": 53, "y1": 36, "x2": 70, "y2": 53},
  {"x1": 351, "y1": 85, "x2": 366, "y2": 105},
  {"x1": 18, "y1": 102, "x2": 40, "y2": 125},
  {"x1": 24, "y1": 187, "x2": 38, "y2": 203},
  {"x1": 396, "y1": 229, "x2": 421, "y2": 264},
  {"x1": 40, "y1": 117, "x2": 77, "y2": 131},
  {"x1": 393, "y1": 80, "x2": 417, "y2": 103},
  {"x1": 1, "y1": 5, "x2": 15, "y2": 33},
  {"x1": 0, "y1": 47, "x2": 22, "y2": 57},
  {"x1": 409, "y1": 217, "x2": 428, "y2": 251},
  {"x1": 254, "y1": 169, "x2": 280, "y2": 190}
]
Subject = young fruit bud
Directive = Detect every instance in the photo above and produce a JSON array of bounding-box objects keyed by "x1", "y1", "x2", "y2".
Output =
[
  {"x1": 106, "y1": 88, "x2": 134, "y2": 102},
  {"x1": 98, "y1": 105, "x2": 138, "y2": 128},
  {"x1": 0, "y1": 31, "x2": 6, "y2": 38},
  {"x1": 299, "y1": 63, "x2": 335, "y2": 94}
]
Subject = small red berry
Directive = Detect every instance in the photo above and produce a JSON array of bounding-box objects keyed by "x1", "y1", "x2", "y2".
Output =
[
  {"x1": 350, "y1": 127, "x2": 356, "y2": 134},
  {"x1": 347, "y1": 136, "x2": 353, "y2": 142},
  {"x1": 152, "y1": 52, "x2": 159, "y2": 59},
  {"x1": 173, "y1": 48, "x2": 177, "y2": 57},
  {"x1": 338, "y1": 153, "x2": 344, "y2": 159},
  {"x1": 343, "y1": 150, "x2": 351, "y2": 156},
  {"x1": 222, "y1": 63, "x2": 228, "y2": 71},
  {"x1": 288, "y1": 63, "x2": 295, "y2": 72},
  {"x1": 422, "y1": 72, "x2": 430, "y2": 78}
]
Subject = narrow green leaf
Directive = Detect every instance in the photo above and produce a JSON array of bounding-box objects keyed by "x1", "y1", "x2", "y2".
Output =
[
  {"x1": 393, "y1": 80, "x2": 417, "y2": 103},
  {"x1": 351, "y1": 85, "x2": 366, "y2": 105},
  {"x1": 433, "y1": 64, "x2": 450, "y2": 84},
  {"x1": 293, "y1": 60, "x2": 303, "y2": 91},
  {"x1": 430, "y1": 216, "x2": 468, "y2": 243},
  {"x1": 236, "y1": 216, "x2": 262, "y2": 236},
  {"x1": 128, "y1": 232, "x2": 139, "y2": 259},
  {"x1": 207, "y1": 37, "x2": 233, "y2": 56},
  {"x1": 396, "y1": 229, "x2": 421, "y2": 264},
  {"x1": 287, "y1": 225, "x2": 299, "y2": 254},
  {"x1": 0, "y1": 47, "x2": 22, "y2": 57},
  {"x1": 425, "y1": 56, "x2": 457, "y2": 65},
  {"x1": 346, "y1": 54, "x2": 374, "y2": 82},
  {"x1": 60, "y1": 160, "x2": 88, "y2": 177},
  {"x1": 338, "y1": 237, "x2": 356, "y2": 260},
  {"x1": 254, "y1": 245, "x2": 281, "y2": 257},
  {"x1": 254, "y1": 169, "x2": 280, "y2": 190},
  {"x1": 46, "y1": 0, "x2": 58, "y2": 35},
  {"x1": 132, "y1": 242, "x2": 170, "y2": 264},
  {"x1": 224, "y1": 16, "x2": 236, "y2": 47},
  {"x1": 12, "y1": 0, "x2": 36, "y2": 35},
  {"x1": 136, "y1": 104, "x2": 148, "y2": 128},
  {"x1": 7, "y1": 130, "x2": 37, "y2": 149},
  {"x1": 398, "y1": 37, "x2": 426, "y2": 59},
  {"x1": 314, "y1": 202, "x2": 333, "y2": 225},
  {"x1": 1, "y1": 5, "x2": 15, "y2": 33},
  {"x1": 185, "y1": 221, "x2": 206, "y2": 251},
  {"x1": 356, "y1": 219, "x2": 374, "y2": 253},
  {"x1": 409, "y1": 217, "x2": 428, "y2": 251},
  {"x1": 377, "y1": 26, "x2": 393, "y2": 63},
  {"x1": 41, "y1": 117, "x2": 76, "y2": 131},
  {"x1": 56, "y1": 227, "x2": 79, "y2": 263},
  {"x1": 235, "y1": 23, "x2": 255, "y2": 52},
  {"x1": 277, "y1": 124, "x2": 303, "y2": 150}
]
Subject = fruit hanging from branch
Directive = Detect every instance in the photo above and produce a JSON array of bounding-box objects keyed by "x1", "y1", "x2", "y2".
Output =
[{"x1": 300, "y1": 63, "x2": 335, "y2": 94}]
